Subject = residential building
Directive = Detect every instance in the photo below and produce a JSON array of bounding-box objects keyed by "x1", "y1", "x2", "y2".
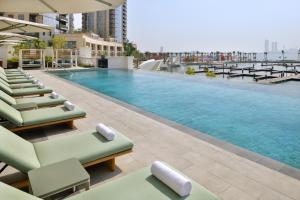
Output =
[{"x1": 82, "y1": 0, "x2": 127, "y2": 43}]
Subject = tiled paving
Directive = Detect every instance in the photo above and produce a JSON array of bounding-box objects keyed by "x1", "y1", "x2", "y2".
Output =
[{"x1": 1, "y1": 69, "x2": 300, "y2": 200}]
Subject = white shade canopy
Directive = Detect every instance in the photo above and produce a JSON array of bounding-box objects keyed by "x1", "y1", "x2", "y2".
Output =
[
  {"x1": 0, "y1": 32, "x2": 37, "y2": 40},
  {"x1": 0, "y1": 16, "x2": 53, "y2": 33},
  {"x1": 0, "y1": 39, "x2": 22, "y2": 43},
  {"x1": 0, "y1": 42, "x2": 19, "y2": 46},
  {"x1": 0, "y1": 0, "x2": 124, "y2": 14}
]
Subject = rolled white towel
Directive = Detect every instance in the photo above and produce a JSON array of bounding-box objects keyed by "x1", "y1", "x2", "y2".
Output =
[
  {"x1": 151, "y1": 161, "x2": 192, "y2": 197},
  {"x1": 28, "y1": 75, "x2": 33, "y2": 79},
  {"x1": 50, "y1": 92, "x2": 59, "y2": 99},
  {"x1": 37, "y1": 82, "x2": 45, "y2": 89},
  {"x1": 64, "y1": 101, "x2": 75, "y2": 111},
  {"x1": 33, "y1": 79, "x2": 38, "y2": 84},
  {"x1": 96, "y1": 123, "x2": 116, "y2": 141}
]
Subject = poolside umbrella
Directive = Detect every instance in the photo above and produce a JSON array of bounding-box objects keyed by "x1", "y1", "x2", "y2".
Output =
[
  {"x1": 0, "y1": 0, "x2": 124, "y2": 14},
  {"x1": 0, "y1": 16, "x2": 53, "y2": 33},
  {"x1": 0, "y1": 32, "x2": 37, "y2": 40}
]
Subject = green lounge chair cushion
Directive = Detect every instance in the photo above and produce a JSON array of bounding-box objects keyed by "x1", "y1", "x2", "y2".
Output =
[
  {"x1": 1, "y1": 78, "x2": 37, "y2": 89},
  {"x1": 0, "y1": 90, "x2": 17, "y2": 105},
  {"x1": 0, "y1": 126, "x2": 40, "y2": 173},
  {"x1": 16, "y1": 96, "x2": 66, "y2": 107},
  {"x1": 68, "y1": 167, "x2": 219, "y2": 200},
  {"x1": 0, "y1": 99, "x2": 23, "y2": 126},
  {"x1": 7, "y1": 78, "x2": 33, "y2": 84},
  {"x1": 5, "y1": 73, "x2": 26, "y2": 77},
  {"x1": 11, "y1": 87, "x2": 52, "y2": 96},
  {"x1": 7, "y1": 75, "x2": 28, "y2": 80},
  {"x1": 21, "y1": 105, "x2": 86, "y2": 126},
  {"x1": 0, "y1": 81, "x2": 13, "y2": 94},
  {"x1": 0, "y1": 182, "x2": 41, "y2": 200},
  {"x1": 34, "y1": 129, "x2": 133, "y2": 166},
  {"x1": 9, "y1": 83, "x2": 38, "y2": 89}
]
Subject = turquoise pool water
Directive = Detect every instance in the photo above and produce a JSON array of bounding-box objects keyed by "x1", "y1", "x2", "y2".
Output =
[{"x1": 50, "y1": 69, "x2": 300, "y2": 169}]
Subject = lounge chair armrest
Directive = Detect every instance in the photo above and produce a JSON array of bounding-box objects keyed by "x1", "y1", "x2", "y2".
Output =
[{"x1": 13, "y1": 103, "x2": 38, "y2": 111}]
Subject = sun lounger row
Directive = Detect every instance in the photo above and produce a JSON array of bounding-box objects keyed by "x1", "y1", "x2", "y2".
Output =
[
  {"x1": 0, "y1": 68, "x2": 86, "y2": 132},
  {"x1": 0, "y1": 68, "x2": 52, "y2": 97}
]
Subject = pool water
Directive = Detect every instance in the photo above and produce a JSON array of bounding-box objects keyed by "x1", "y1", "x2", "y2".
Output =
[{"x1": 51, "y1": 69, "x2": 300, "y2": 169}]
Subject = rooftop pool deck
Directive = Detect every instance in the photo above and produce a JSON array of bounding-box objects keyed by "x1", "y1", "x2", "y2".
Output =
[{"x1": 1, "y1": 69, "x2": 300, "y2": 200}]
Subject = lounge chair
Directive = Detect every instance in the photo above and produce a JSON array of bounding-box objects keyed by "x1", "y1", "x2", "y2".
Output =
[
  {"x1": 0, "y1": 90, "x2": 66, "y2": 109},
  {"x1": 0, "y1": 78, "x2": 38, "y2": 89},
  {"x1": 0, "y1": 166, "x2": 219, "y2": 200},
  {"x1": 0, "y1": 99, "x2": 86, "y2": 132},
  {"x1": 0, "y1": 73, "x2": 34, "y2": 84},
  {"x1": 0, "y1": 125, "x2": 133, "y2": 188},
  {"x1": 0, "y1": 81, "x2": 52, "y2": 97}
]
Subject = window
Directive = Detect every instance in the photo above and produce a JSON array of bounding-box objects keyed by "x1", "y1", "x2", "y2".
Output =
[
  {"x1": 18, "y1": 14, "x2": 24, "y2": 20},
  {"x1": 42, "y1": 32, "x2": 45, "y2": 36},
  {"x1": 65, "y1": 41, "x2": 77, "y2": 49},
  {"x1": 8, "y1": 14, "x2": 14, "y2": 18}
]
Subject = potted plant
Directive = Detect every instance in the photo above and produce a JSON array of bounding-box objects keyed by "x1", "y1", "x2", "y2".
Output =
[{"x1": 7, "y1": 57, "x2": 19, "y2": 69}]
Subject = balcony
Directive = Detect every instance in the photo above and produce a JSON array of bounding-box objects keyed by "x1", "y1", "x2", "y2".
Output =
[
  {"x1": 56, "y1": 24, "x2": 68, "y2": 31},
  {"x1": 56, "y1": 15, "x2": 68, "y2": 22}
]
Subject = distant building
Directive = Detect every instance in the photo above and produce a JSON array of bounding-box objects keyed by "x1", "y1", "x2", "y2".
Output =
[
  {"x1": 271, "y1": 41, "x2": 278, "y2": 52},
  {"x1": 264, "y1": 39, "x2": 269, "y2": 52},
  {"x1": 160, "y1": 46, "x2": 164, "y2": 53},
  {"x1": 82, "y1": 0, "x2": 127, "y2": 43}
]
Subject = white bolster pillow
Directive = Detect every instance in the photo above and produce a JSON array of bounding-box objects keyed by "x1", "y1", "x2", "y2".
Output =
[
  {"x1": 33, "y1": 79, "x2": 38, "y2": 84},
  {"x1": 37, "y1": 82, "x2": 45, "y2": 89},
  {"x1": 151, "y1": 161, "x2": 192, "y2": 197},
  {"x1": 28, "y1": 75, "x2": 33, "y2": 79},
  {"x1": 64, "y1": 101, "x2": 75, "y2": 111},
  {"x1": 96, "y1": 123, "x2": 116, "y2": 141},
  {"x1": 50, "y1": 92, "x2": 59, "y2": 99}
]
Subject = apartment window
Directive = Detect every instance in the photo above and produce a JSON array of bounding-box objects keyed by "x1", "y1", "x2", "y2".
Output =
[
  {"x1": 0, "y1": 13, "x2": 4, "y2": 16},
  {"x1": 18, "y1": 14, "x2": 24, "y2": 20},
  {"x1": 49, "y1": 32, "x2": 52, "y2": 36},
  {"x1": 8, "y1": 14, "x2": 14, "y2": 18},
  {"x1": 42, "y1": 32, "x2": 45, "y2": 36}
]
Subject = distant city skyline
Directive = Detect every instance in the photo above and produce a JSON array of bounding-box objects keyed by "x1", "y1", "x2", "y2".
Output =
[{"x1": 74, "y1": 0, "x2": 300, "y2": 52}]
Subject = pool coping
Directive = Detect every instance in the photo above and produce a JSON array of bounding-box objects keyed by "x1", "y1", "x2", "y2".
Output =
[{"x1": 45, "y1": 69, "x2": 300, "y2": 181}]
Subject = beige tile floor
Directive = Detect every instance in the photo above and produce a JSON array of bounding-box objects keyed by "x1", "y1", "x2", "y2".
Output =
[{"x1": 1, "y1": 69, "x2": 300, "y2": 200}]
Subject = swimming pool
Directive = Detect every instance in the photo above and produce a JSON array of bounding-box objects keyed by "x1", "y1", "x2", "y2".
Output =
[{"x1": 50, "y1": 69, "x2": 300, "y2": 169}]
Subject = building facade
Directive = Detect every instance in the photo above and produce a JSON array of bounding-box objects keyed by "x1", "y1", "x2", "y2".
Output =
[
  {"x1": 61, "y1": 33, "x2": 123, "y2": 56},
  {"x1": 82, "y1": 0, "x2": 127, "y2": 43}
]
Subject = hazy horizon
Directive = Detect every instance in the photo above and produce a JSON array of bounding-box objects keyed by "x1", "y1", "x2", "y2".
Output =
[{"x1": 75, "y1": 0, "x2": 300, "y2": 52}]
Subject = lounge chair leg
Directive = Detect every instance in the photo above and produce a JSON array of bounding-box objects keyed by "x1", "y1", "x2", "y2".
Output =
[
  {"x1": 66, "y1": 121, "x2": 74, "y2": 129},
  {"x1": 106, "y1": 158, "x2": 115, "y2": 171},
  {"x1": 0, "y1": 162, "x2": 8, "y2": 174}
]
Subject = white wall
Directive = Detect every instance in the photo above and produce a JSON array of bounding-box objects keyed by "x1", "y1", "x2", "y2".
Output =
[
  {"x1": 139, "y1": 59, "x2": 162, "y2": 71},
  {"x1": 107, "y1": 56, "x2": 134, "y2": 70}
]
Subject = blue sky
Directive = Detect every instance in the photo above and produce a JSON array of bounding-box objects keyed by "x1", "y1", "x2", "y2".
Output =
[{"x1": 75, "y1": 0, "x2": 300, "y2": 52}]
